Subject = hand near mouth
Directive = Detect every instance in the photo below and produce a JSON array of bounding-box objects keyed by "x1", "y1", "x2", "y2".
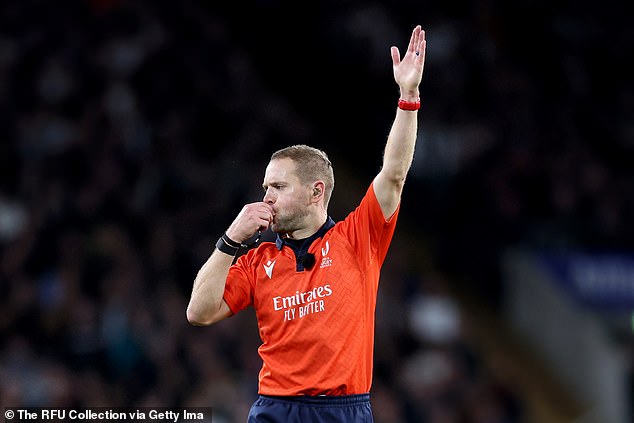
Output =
[{"x1": 226, "y1": 202, "x2": 274, "y2": 243}]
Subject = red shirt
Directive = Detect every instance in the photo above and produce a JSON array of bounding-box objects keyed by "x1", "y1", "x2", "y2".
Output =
[{"x1": 223, "y1": 183, "x2": 399, "y2": 395}]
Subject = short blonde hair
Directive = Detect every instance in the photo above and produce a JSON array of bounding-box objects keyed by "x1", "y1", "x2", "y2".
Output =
[{"x1": 271, "y1": 145, "x2": 335, "y2": 208}]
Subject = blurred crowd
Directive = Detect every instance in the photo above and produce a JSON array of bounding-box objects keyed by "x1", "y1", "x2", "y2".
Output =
[{"x1": 1, "y1": 0, "x2": 631, "y2": 422}]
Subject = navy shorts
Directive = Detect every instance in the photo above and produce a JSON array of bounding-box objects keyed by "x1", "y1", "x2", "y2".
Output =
[{"x1": 247, "y1": 394, "x2": 373, "y2": 423}]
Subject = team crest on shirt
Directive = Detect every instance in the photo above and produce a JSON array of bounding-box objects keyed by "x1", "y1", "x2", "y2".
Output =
[{"x1": 320, "y1": 241, "x2": 333, "y2": 269}]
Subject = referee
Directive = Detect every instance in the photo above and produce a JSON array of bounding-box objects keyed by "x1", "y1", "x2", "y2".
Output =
[{"x1": 187, "y1": 25, "x2": 426, "y2": 423}]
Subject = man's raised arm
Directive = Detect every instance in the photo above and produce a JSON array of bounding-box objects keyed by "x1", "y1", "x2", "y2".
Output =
[{"x1": 373, "y1": 25, "x2": 426, "y2": 218}]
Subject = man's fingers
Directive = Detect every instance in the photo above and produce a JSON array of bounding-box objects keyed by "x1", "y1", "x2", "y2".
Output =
[
  {"x1": 407, "y1": 26, "x2": 417, "y2": 53},
  {"x1": 391, "y1": 46, "x2": 401, "y2": 66},
  {"x1": 229, "y1": 203, "x2": 273, "y2": 241},
  {"x1": 251, "y1": 203, "x2": 273, "y2": 229},
  {"x1": 396, "y1": 26, "x2": 424, "y2": 64},
  {"x1": 256, "y1": 211, "x2": 272, "y2": 230},
  {"x1": 418, "y1": 30, "x2": 426, "y2": 56}
]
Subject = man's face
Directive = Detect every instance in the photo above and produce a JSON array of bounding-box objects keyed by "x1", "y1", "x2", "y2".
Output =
[{"x1": 262, "y1": 158, "x2": 311, "y2": 234}]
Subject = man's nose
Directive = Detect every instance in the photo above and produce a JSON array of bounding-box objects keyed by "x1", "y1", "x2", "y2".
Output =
[{"x1": 263, "y1": 189, "x2": 274, "y2": 204}]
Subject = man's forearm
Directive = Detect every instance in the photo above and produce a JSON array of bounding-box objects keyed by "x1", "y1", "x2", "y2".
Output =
[
  {"x1": 381, "y1": 105, "x2": 419, "y2": 185},
  {"x1": 186, "y1": 250, "x2": 234, "y2": 325},
  {"x1": 373, "y1": 105, "x2": 419, "y2": 219}
]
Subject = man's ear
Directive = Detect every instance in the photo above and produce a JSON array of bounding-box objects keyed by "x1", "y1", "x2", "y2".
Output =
[{"x1": 311, "y1": 181, "x2": 325, "y2": 200}]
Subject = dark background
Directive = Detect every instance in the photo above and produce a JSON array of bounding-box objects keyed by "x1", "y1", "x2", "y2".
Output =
[{"x1": 1, "y1": 1, "x2": 632, "y2": 422}]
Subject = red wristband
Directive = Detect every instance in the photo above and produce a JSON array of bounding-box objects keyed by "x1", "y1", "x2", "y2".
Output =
[{"x1": 398, "y1": 98, "x2": 421, "y2": 111}]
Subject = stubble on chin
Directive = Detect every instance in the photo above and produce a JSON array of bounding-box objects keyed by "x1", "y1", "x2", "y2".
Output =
[{"x1": 270, "y1": 208, "x2": 308, "y2": 236}]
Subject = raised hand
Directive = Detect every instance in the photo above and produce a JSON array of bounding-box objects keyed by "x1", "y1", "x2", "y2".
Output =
[{"x1": 390, "y1": 25, "x2": 426, "y2": 97}]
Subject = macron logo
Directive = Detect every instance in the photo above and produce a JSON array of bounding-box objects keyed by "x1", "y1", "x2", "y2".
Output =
[{"x1": 263, "y1": 260, "x2": 276, "y2": 279}]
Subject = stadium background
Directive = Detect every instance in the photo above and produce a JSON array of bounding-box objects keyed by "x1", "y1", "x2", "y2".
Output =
[{"x1": 1, "y1": 1, "x2": 632, "y2": 422}]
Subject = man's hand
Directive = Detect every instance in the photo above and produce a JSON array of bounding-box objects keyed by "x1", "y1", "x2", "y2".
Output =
[
  {"x1": 225, "y1": 202, "x2": 273, "y2": 243},
  {"x1": 390, "y1": 25, "x2": 426, "y2": 100}
]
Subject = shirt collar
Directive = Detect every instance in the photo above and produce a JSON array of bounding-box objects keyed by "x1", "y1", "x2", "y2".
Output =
[{"x1": 275, "y1": 216, "x2": 336, "y2": 251}]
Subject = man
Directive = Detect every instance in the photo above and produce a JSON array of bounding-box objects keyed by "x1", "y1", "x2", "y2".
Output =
[{"x1": 187, "y1": 25, "x2": 426, "y2": 422}]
